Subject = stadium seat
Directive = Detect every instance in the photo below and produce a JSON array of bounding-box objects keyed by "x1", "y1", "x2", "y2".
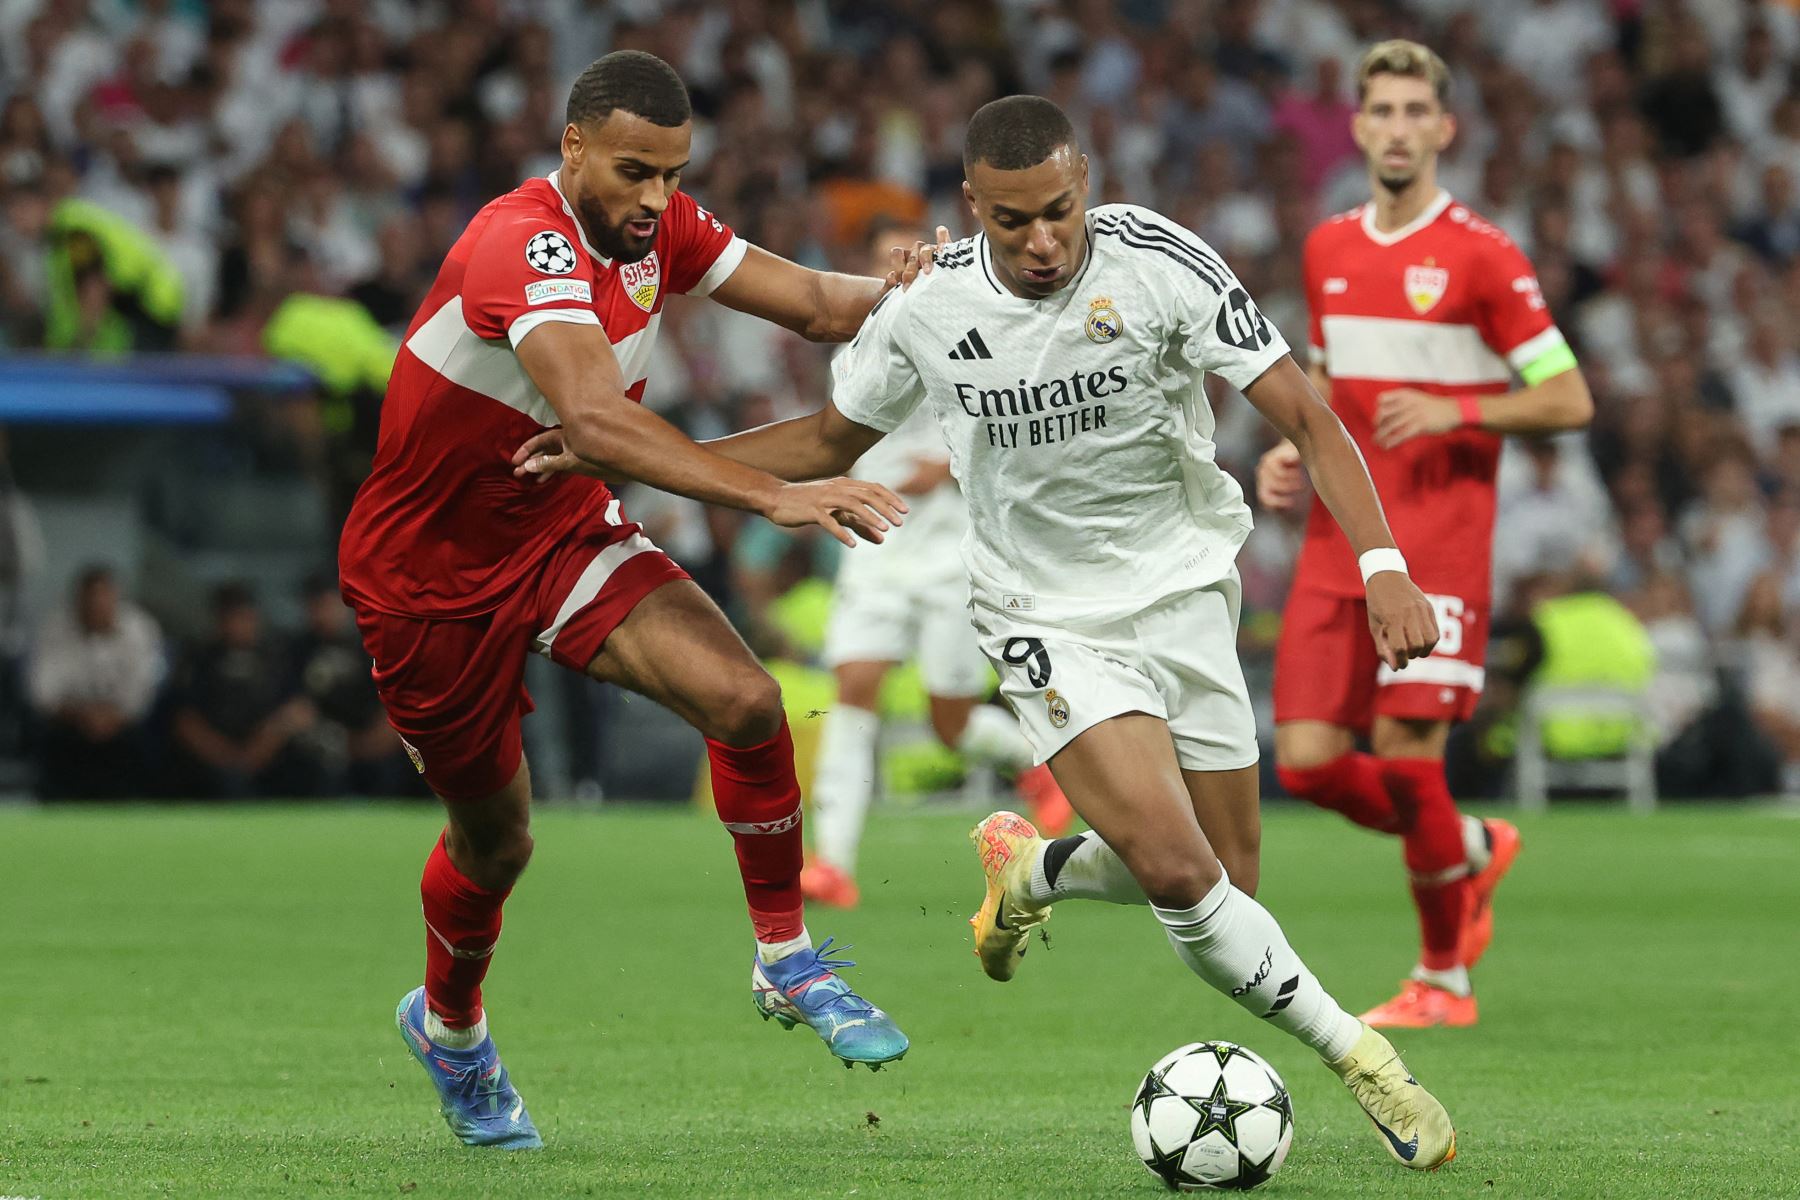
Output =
[{"x1": 1513, "y1": 684, "x2": 1658, "y2": 813}]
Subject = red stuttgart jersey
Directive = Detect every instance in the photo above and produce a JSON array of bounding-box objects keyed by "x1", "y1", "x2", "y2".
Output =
[
  {"x1": 1296, "y1": 190, "x2": 1568, "y2": 598},
  {"x1": 339, "y1": 172, "x2": 744, "y2": 619}
]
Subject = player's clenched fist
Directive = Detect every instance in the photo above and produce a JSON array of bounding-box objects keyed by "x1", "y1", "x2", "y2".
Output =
[
  {"x1": 1364, "y1": 571, "x2": 1439, "y2": 671},
  {"x1": 1255, "y1": 440, "x2": 1308, "y2": 511},
  {"x1": 764, "y1": 478, "x2": 907, "y2": 547}
]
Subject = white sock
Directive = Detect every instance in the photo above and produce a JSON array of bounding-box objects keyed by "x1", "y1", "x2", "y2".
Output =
[
  {"x1": 1413, "y1": 963, "x2": 1472, "y2": 997},
  {"x1": 956, "y1": 704, "x2": 1035, "y2": 771},
  {"x1": 1025, "y1": 831, "x2": 1146, "y2": 905},
  {"x1": 1462, "y1": 815, "x2": 1492, "y2": 875},
  {"x1": 1153, "y1": 873, "x2": 1362, "y2": 1062},
  {"x1": 756, "y1": 926, "x2": 812, "y2": 966},
  {"x1": 810, "y1": 704, "x2": 880, "y2": 874},
  {"x1": 425, "y1": 1008, "x2": 488, "y2": 1049}
]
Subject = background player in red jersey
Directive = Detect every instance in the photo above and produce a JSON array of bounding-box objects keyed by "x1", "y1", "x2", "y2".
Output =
[
  {"x1": 1258, "y1": 41, "x2": 1595, "y2": 1030},
  {"x1": 338, "y1": 52, "x2": 926, "y2": 1148}
]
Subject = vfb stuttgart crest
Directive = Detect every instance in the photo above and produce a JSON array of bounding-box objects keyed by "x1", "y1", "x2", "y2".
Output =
[
  {"x1": 1405, "y1": 259, "x2": 1449, "y2": 314},
  {"x1": 620, "y1": 252, "x2": 661, "y2": 312},
  {"x1": 1085, "y1": 295, "x2": 1122, "y2": 343}
]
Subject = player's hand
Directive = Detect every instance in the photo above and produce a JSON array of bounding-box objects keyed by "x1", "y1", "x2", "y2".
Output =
[
  {"x1": 1365, "y1": 572, "x2": 1440, "y2": 671},
  {"x1": 764, "y1": 477, "x2": 907, "y2": 548},
  {"x1": 886, "y1": 226, "x2": 952, "y2": 291},
  {"x1": 1255, "y1": 440, "x2": 1308, "y2": 510},
  {"x1": 512, "y1": 428, "x2": 606, "y2": 482},
  {"x1": 1373, "y1": 388, "x2": 1459, "y2": 448},
  {"x1": 895, "y1": 455, "x2": 954, "y2": 495}
]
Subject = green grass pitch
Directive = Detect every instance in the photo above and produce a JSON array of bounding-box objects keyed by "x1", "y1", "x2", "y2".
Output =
[{"x1": 4, "y1": 802, "x2": 1798, "y2": 1198}]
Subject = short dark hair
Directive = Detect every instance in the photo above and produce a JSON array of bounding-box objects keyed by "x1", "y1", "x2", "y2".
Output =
[
  {"x1": 566, "y1": 50, "x2": 691, "y2": 129},
  {"x1": 963, "y1": 95, "x2": 1076, "y2": 174},
  {"x1": 212, "y1": 580, "x2": 257, "y2": 614},
  {"x1": 75, "y1": 563, "x2": 115, "y2": 595}
]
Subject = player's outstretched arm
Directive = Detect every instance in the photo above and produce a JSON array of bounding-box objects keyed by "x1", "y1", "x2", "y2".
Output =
[
  {"x1": 1372, "y1": 365, "x2": 1593, "y2": 448},
  {"x1": 703, "y1": 399, "x2": 888, "y2": 482},
  {"x1": 1243, "y1": 356, "x2": 1439, "y2": 670},
  {"x1": 511, "y1": 321, "x2": 904, "y2": 547},
  {"x1": 709, "y1": 230, "x2": 949, "y2": 343}
]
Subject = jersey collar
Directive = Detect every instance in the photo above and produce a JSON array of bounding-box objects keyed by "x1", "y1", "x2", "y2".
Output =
[
  {"x1": 545, "y1": 169, "x2": 611, "y2": 266},
  {"x1": 1359, "y1": 188, "x2": 1452, "y2": 247}
]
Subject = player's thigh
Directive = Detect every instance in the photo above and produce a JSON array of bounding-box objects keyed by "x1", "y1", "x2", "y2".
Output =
[
  {"x1": 1048, "y1": 713, "x2": 1223, "y2": 907},
  {"x1": 1182, "y1": 764, "x2": 1261, "y2": 897},
  {"x1": 1271, "y1": 580, "x2": 1377, "y2": 753},
  {"x1": 972, "y1": 612, "x2": 1151, "y2": 770},
  {"x1": 353, "y1": 604, "x2": 533, "y2": 815},
  {"x1": 584, "y1": 579, "x2": 783, "y2": 745},
  {"x1": 1141, "y1": 577, "x2": 1260, "y2": 776}
]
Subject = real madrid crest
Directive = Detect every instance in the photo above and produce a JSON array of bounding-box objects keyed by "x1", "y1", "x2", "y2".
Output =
[
  {"x1": 1085, "y1": 296, "x2": 1122, "y2": 343},
  {"x1": 620, "y1": 251, "x2": 662, "y2": 312},
  {"x1": 1045, "y1": 688, "x2": 1070, "y2": 729}
]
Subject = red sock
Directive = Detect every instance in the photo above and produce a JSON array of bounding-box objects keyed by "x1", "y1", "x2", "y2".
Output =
[
  {"x1": 707, "y1": 718, "x2": 805, "y2": 944},
  {"x1": 1277, "y1": 752, "x2": 1406, "y2": 834},
  {"x1": 421, "y1": 832, "x2": 510, "y2": 1028},
  {"x1": 1380, "y1": 758, "x2": 1470, "y2": 972}
]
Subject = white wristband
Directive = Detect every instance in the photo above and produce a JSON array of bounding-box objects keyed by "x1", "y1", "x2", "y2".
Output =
[{"x1": 1359, "y1": 547, "x2": 1409, "y2": 584}]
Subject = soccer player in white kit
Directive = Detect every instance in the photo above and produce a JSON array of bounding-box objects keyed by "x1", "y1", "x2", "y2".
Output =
[
  {"x1": 528, "y1": 95, "x2": 1457, "y2": 1171},
  {"x1": 804, "y1": 219, "x2": 1074, "y2": 910}
]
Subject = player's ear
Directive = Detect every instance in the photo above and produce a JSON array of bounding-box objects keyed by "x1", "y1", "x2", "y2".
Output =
[
  {"x1": 561, "y1": 123, "x2": 584, "y2": 165},
  {"x1": 1079, "y1": 153, "x2": 1090, "y2": 197},
  {"x1": 1437, "y1": 112, "x2": 1457, "y2": 154},
  {"x1": 962, "y1": 179, "x2": 978, "y2": 219}
]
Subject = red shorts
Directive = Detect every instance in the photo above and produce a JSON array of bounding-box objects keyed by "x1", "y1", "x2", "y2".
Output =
[
  {"x1": 353, "y1": 514, "x2": 688, "y2": 802},
  {"x1": 1272, "y1": 578, "x2": 1488, "y2": 732}
]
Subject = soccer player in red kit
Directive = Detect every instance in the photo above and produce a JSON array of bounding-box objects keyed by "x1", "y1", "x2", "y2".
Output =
[
  {"x1": 338, "y1": 52, "x2": 922, "y2": 1147},
  {"x1": 1259, "y1": 41, "x2": 1594, "y2": 1028}
]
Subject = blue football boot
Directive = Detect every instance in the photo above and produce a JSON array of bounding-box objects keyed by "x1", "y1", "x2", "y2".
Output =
[
  {"x1": 394, "y1": 986, "x2": 543, "y2": 1149},
  {"x1": 750, "y1": 938, "x2": 909, "y2": 1069}
]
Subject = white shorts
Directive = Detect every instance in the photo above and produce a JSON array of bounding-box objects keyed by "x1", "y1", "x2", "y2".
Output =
[
  {"x1": 971, "y1": 573, "x2": 1257, "y2": 772},
  {"x1": 823, "y1": 574, "x2": 992, "y2": 698}
]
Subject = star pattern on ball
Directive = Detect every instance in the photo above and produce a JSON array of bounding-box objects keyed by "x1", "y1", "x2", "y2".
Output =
[
  {"x1": 1184, "y1": 1071, "x2": 1261, "y2": 1144},
  {"x1": 1133, "y1": 1066, "x2": 1175, "y2": 1121}
]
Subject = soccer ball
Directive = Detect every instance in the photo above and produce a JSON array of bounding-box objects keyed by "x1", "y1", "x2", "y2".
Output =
[{"x1": 1129, "y1": 1041, "x2": 1294, "y2": 1191}]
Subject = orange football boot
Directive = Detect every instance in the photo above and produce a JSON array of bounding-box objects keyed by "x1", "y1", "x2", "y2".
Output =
[
  {"x1": 1014, "y1": 764, "x2": 1075, "y2": 837},
  {"x1": 1359, "y1": 980, "x2": 1479, "y2": 1029},
  {"x1": 799, "y1": 861, "x2": 860, "y2": 909},
  {"x1": 1460, "y1": 818, "x2": 1522, "y2": 967}
]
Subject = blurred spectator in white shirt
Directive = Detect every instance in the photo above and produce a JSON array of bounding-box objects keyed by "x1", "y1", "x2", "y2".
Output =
[{"x1": 28, "y1": 564, "x2": 164, "y2": 798}]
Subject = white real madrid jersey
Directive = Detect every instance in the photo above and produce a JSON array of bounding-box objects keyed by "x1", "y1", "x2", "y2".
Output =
[
  {"x1": 831, "y1": 203, "x2": 1290, "y2": 625},
  {"x1": 835, "y1": 400, "x2": 970, "y2": 591}
]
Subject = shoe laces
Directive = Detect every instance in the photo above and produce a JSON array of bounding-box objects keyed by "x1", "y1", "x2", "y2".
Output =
[
  {"x1": 444, "y1": 1057, "x2": 511, "y2": 1115},
  {"x1": 1348, "y1": 1056, "x2": 1416, "y2": 1128},
  {"x1": 777, "y1": 938, "x2": 878, "y2": 1019}
]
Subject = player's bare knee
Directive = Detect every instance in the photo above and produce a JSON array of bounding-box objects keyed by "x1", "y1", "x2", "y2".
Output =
[
  {"x1": 708, "y1": 670, "x2": 785, "y2": 746},
  {"x1": 1136, "y1": 851, "x2": 1225, "y2": 910},
  {"x1": 447, "y1": 820, "x2": 533, "y2": 888}
]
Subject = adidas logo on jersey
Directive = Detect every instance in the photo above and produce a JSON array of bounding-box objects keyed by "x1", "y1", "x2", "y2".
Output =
[{"x1": 949, "y1": 328, "x2": 993, "y2": 360}]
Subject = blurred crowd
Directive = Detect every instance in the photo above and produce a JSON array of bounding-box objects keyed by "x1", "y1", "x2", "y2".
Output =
[
  {"x1": 8, "y1": 0, "x2": 1800, "y2": 794},
  {"x1": 25, "y1": 565, "x2": 419, "y2": 798}
]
